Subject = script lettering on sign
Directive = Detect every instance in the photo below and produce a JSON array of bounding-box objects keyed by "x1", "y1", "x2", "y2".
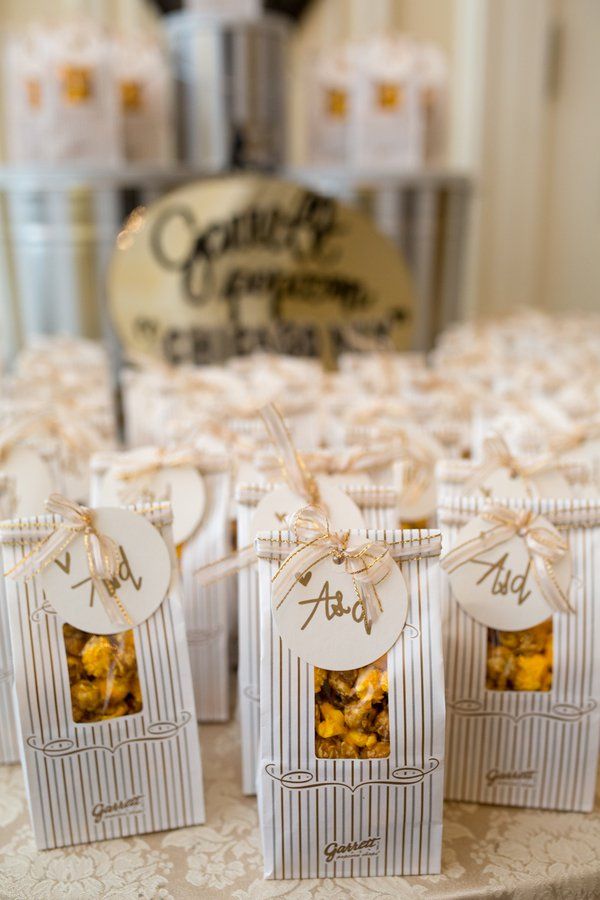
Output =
[{"x1": 109, "y1": 176, "x2": 414, "y2": 366}]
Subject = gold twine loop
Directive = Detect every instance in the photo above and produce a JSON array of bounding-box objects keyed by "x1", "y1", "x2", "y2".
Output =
[
  {"x1": 6, "y1": 493, "x2": 131, "y2": 627},
  {"x1": 440, "y1": 503, "x2": 572, "y2": 614}
]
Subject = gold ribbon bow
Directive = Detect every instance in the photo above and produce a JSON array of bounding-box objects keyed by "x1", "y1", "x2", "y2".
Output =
[
  {"x1": 272, "y1": 506, "x2": 392, "y2": 628},
  {"x1": 440, "y1": 504, "x2": 572, "y2": 614},
  {"x1": 0, "y1": 412, "x2": 101, "y2": 475},
  {"x1": 7, "y1": 494, "x2": 131, "y2": 627},
  {"x1": 354, "y1": 423, "x2": 439, "y2": 506},
  {"x1": 463, "y1": 434, "x2": 561, "y2": 495},
  {"x1": 255, "y1": 443, "x2": 404, "y2": 480},
  {"x1": 550, "y1": 417, "x2": 600, "y2": 455},
  {"x1": 260, "y1": 403, "x2": 320, "y2": 505},
  {"x1": 110, "y1": 445, "x2": 215, "y2": 505}
]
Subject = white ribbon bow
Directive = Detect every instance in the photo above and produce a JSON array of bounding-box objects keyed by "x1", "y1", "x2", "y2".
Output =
[
  {"x1": 441, "y1": 504, "x2": 572, "y2": 614},
  {"x1": 272, "y1": 506, "x2": 392, "y2": 628},
  {"x1": 7, "y1": 494, "x2": 131, "y2": 627}
]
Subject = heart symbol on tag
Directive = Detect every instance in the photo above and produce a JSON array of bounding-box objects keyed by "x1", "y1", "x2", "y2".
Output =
[{"x1": 297, "y1": 570, "x2": 312, "y2": 587}]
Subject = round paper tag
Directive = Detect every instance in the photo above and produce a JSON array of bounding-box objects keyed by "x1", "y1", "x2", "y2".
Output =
[
  {"x1": 2, "y1": 445, "x2": 55, "y2": 517},
  {"x1": 474, "y1": 468, "x2": 572, "y2": 500},
  {"x1": 274, "y1": 550, "x2": 408, "y2": 669},
  {"x1": 40, "y1": 507, "x2": 172, "y2": 634},
  {"x1": 446, "y1": 515, "x2": 572, "y2": 631},
  {"x1": 251, "y1": 476, "x2": 365, "y2": 536},
  {"x1": 100, "y1": 465, "x2": 206, "y2": 545}
]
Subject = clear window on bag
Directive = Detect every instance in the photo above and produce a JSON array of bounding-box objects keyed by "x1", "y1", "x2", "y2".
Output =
[
  {"x1": 314, "y1": 655, "x2": 390, "y2": 759},
  {"x1": 486, "y1": 619, "x2": 552, "y2": 692},
  {"x1": 64, "y1": 625, "x2": 143, "y2": 723}
]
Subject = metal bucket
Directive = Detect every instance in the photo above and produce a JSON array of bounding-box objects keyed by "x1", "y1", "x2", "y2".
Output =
[{"x1": 167, "y1": 11, "x2": 288, "y2": 171}]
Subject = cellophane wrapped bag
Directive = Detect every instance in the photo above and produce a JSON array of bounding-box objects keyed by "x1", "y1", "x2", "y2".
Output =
[
  {"x1": 0, "y1": 499, "x2": 205, "y2": 849},
  {"x1": 255, "y1": 517, "x2": 445, "y2": 878},
  {"x1": 439, "y1": 496, "x2": 600, "y2": 811}
]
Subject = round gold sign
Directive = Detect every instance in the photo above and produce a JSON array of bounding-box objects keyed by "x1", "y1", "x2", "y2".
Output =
[{"x1": 108, "y1": 175, "x2": 414, "y2": 365}]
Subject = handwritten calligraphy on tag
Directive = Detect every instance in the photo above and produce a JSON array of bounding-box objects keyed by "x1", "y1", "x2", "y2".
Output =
[
  {"x1": 299, "y1": 580, "x2": 372, "y2": 635},
  {"x1": 40, "y1": 508, "x2": 171, "y2": 634},
  {"x1": 471, "y1": 553, "x2": 532, "y2": 606},
  {"x1": 66, "y1": 547, "x2": 143, "y2": 611},
  {"x1": 446, "y1": 515, "x2": 572, "y2": 631},
  {"x1": 275, "y1": 553, "x2": 407, "y2": 670}
]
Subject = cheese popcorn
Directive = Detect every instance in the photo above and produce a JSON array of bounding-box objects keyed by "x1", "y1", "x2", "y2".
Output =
[
  {"x1": 487, "y1": 619, "x2": 552, "y2": 692},
  {"x1": 64, "y1": 626, "x2": 143, "y2": 723},
  {"x1": 314, "y1": 660, "x2": 390, "y2": 759}
]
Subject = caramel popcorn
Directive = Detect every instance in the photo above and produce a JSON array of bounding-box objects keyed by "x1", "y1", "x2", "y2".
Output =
[
  {"x1": 486, "y1": 619, "x2": 552, "y2": 692},
  {"x1": 315, "y1": 660, "x2": 389, "y2": 759},
  {"x1": 64, "y1": 626, "x2": 143, "y2": 723}
]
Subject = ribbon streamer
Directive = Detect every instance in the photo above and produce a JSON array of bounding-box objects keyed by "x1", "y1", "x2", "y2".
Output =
[
  {"x1": 272, "y1": 506, "x2": 392, "y2": 628},
  {"x1": 195, "y1": 544, "x2": 256, "y2": 586},
  {"x1": 259, "y1": 403, "x2": 320, "y2": 505},
  {"x1": 440, "y1": 504, "x2": 572, "y2": 614},
  {"x1": 352, "y1": 423, "x2": 439, "y2": 506},
  {"x1": 463, "y1": 434, "x2": 562, "y2": 495},
  {"x1": 7, "y1": 494, "x2": 131, "y2": 627}
]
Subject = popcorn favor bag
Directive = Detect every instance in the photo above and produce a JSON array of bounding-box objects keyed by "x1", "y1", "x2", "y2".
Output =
[
  {"x1": 224, "y1": 404, "x2": 403, "y2": 794},
  {"x1": 91, "y1": 446, "x2": 232, "y2": 722},
  {"x1": 439, "y1": 496, "x2": 600, "y2": 810},
  {"x1": 235, "y1": 479, "x2": 401, "y2": 795},
  {"x1": 255, "y1": 513, "x2": 445, "y2": 878},
  {"x1": 0, "y1": 497, "x2": 205, "y2": 849}
]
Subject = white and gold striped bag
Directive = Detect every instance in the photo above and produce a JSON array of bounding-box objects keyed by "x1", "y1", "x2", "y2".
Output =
[
  {"x1": 439, "y1": 496, "x2": 600, "y2": 810},
  {"x1": 0, "y1": 502, "x2": 205, "y2": 849},
  {"x1": 255, "y1": 526, "x2": 445, "y2": 879},
  {"x1": 236, "y1": 482, "x2": 401, "y2": 796}
]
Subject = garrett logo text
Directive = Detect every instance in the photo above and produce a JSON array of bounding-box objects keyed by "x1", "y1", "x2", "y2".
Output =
[
  {"x1": 486, "y1": 769, "x2": 536, "y2": 788},
  {"x1": 92, "y1": 794, "x2": 145, "y2": 825},
  {"x1": 324, "y1": 836, "x2": 381, "y2": 863}
]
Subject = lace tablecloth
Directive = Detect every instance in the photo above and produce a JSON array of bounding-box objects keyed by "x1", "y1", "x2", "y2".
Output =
[{"x1": 0, "y1": 711, "x2": 599, "y2": 899}]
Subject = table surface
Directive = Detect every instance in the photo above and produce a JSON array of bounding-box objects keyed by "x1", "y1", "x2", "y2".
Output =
[{"x1": 0, "y1": 708, "x2": 599, "y2": 900}]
